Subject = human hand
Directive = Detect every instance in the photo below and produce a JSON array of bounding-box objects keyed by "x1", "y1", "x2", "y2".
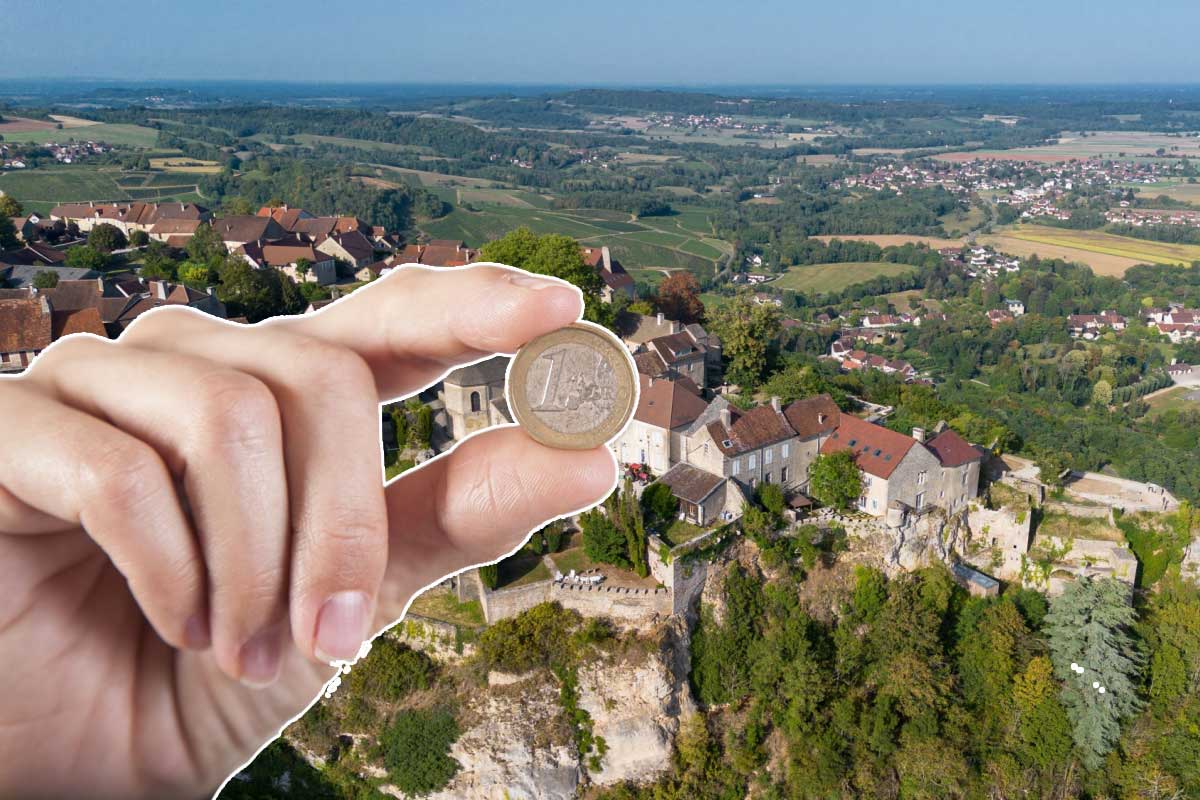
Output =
[{"x1": 0, "y1": 265, "x2": 617, "y2": 799}]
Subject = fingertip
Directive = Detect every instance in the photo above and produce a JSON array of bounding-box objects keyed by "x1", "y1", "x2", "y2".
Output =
[{"x1": 506, "y1": 271, "x2": 585, "y2": 324}]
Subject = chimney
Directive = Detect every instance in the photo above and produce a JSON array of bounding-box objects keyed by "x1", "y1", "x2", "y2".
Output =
[
  {"x1": 912, "y1": 427, "x2": 926, "y2": 443},
  {"x1": 656, "y1": 312, "x2": 664, "y2": 325},
  {"x1": 154, "y1": 281, "x2": 167, "y2": 300},
  {"x1": 720, "y1": 408, "x2": 731, "y2": 429},
  {"x1": 770, "y1": 396, "x2": 781, "y2": 412}
]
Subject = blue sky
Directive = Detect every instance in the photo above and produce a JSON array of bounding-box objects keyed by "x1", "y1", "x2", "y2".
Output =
[{"x1": 2, "y1": 0, "x2": 1198, "y2": 84}]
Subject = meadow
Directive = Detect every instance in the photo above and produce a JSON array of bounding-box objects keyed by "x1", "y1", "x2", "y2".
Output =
[
  {"x1": 811, "y1": 233, "x2": 965, "y2": 248},
  {"x1": 980, "y1": 224, "x2": 1200, "y2": 276},
  {"x1": 148, "y1": 157, "x2": 223, "y2": 174},
  {"x1": 0, "y1": 122, "x2": 159, "y2": 148},
  {"x1": 0, "y1": 165, "x2": 203, "y2": 214},
  {"x1": 772, "y1": 261, "x2": 917, "y2": 294},
  {"x1": 936, "y1": 131, "x2": 1200, "y2": 163}
]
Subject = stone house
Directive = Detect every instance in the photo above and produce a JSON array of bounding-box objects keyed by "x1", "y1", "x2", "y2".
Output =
[
  {"x1": 609, "y1": 373, "x2": 708, "y2": 474},
  {"x1": 316, "y1": 230, "x2": 376, "y2": 268},
  {"x1": 440, "y1": 356, "x2": 511, "y2": 440},
  {"x1": 656, "y1": 462, "x2": 747, "y2": 527}
]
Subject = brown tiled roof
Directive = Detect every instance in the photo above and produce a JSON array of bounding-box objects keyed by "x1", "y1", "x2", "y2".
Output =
[
  {"x1": 212, "y1": 216, "x2": 285, "y2": 243},
  {"x1": 820, "y1": 415, "x2": 916, "y2": 479},
  {"x1": 649, "y1": 331, "x2": 704, "y2": 363},
  {"x1": 149, "y1": 218, "x2": 202, "y2": 236},
  {"x1": 657, "y1": 463, "x2": 724, "y2": 504},
  {"x1": 710, "y1": 404, "x2": 795, "y2": 455},
  {"x1": 0, "y1": 296, "x2": 52, "y2": 353},
  {"x1": 329, "y1": 230, "x2": 375, "y2": 262},
  {"x1": 51, "y1": 307, "x2": 106, "y2": 339},
  {"x1": 291, "y1": 217, "x2": 338, "y2": 238},
  {"x1": 396, "y1": 244, "x2": 424, "y2": 264},
  {"x1": 41, "y1": 279, "x2": 108, "y2": 312},
  {"x1": 634, "y1": 349, "x2": 668, "y2": 378},
  {"x1": 634, "y1": 373, "x2": 708, "y2": 430},
  {"x1": 924, "y1": 429, "x2": 982, "y2": 467},
  {"x1": 782, "y1": 394, "x2": 840, "y2": 439}
]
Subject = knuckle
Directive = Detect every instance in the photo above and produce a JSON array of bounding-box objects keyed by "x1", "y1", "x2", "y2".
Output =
[
  {"x1": 317, "y1": 504, "x2": 388, "y2": 550},
  {"x1": 121, "y1": 305, "x2": 199, "y2": 344},
  {"x1": 26, "y1": 334, "x2": 106, "y2": 375},
  {"x1": 301, "y1": 341, "x2": 376, "y2": 398},
  {"x1": 84, "y1": 439, "x2": 168, "y2": 516},
  {"x1": 193, "y1": 371, "x2": 280, "y2": 453}
]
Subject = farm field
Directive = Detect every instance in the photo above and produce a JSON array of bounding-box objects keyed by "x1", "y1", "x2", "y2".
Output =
[
  {"x1": 292, "y1": 133, "x2": 435, "y2": 155},
  {"x1": 375, "y1": 164, "x2": 505, "y2": 189},
  {"x1": 419, "y1": 201, "x2": 730, "y2": 277},
  {"x1": 1144, "y1": 386, "x2": 1200, "y2": 419},
  {"x1": 773, "y1": 261, "x2": 917, "y2": 294},
  {"x1": 148, "y1": 157, "x2": 222, "y2": 174},
  {"x1": 0, "y1": 122, "x2": 159, "y2": 148},
  {"x1": 811, "y1": 234, "x2": 966, "y2": 249},
  {"x1": 0, "y1": 166, "x2": 202, "y2": 214},
  {"x1": 980, "y1": 224, "x2": 1200, "y2": 275},
  {"x1": 1131, "y1": 179, "x2": 1200, "y2": 205},
  {"x1": 936, "y1": 131, "x2": 1200, "y2": 163}
]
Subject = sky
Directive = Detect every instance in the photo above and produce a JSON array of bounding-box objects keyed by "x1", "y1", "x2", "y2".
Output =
[{"x1": 2, "y1": 0, "x2": 1199, "y2": 86}]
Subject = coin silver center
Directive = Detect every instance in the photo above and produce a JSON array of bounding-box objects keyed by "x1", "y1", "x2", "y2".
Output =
[{"x1": 523, "y1": 343, "x2": 618, "y2": 434}]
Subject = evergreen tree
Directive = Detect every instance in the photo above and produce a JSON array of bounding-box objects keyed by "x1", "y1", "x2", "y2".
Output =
[{"x1": 1044, "y1": 578, "x2": 1145, "y2": 770}]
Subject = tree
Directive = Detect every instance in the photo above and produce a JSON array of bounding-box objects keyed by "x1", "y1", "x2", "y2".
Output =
[
  {"x1": 655, "y1": 271, "x2": 705, "y2": 324},
  {"x1": 64, "y1": 244, "x2": 109, "y2": 271},
  {"x1": 708, "y1": 291, "x2": 781, "y2": 387},
  {"x1": 606, "y1": 480, "x2": 648, "y2": 577},
  {"x1": 379, "y1": 708, "x2": 460, "y2": 795},
  {"x1": 479, "y1": 227, "x2": 609, "y2": 325},
  {"x1": 214, "y1": 255, "x2": 303, "y2": 322},
  {"x1": 295, "y1": 257, "x2": 312, "y2": 281},
  {"x1": 127, "y1": 229, "x2": 150, "y2": 248},
  {"x1": 409, "y1": 404, "x2": 433, "y2": 448},
  {"x1": 0, "y1": 195, "x2": 23, "y2": 217},
  {"x1": 86, "y1": 223, "x2": 127, "y2": 254},
  {"x1": 221, "y1": 196, "x2": 255, "y2": 216},
  {"x1": 1092, "y1": 379, "x2": 1113, "y2": 407},
  {"x1": 1044, "y1": 577, "x2": 1145, "y2": 771},
  {"x1": 32, "y1": 270, "x2": 59, "y2": 289},
  {"x1": 478, "y1": 562, "x2": 499, "y2": 590},
  {"x1": 1035, "y1": 449, "x2": 1071, "y2": 489},
  {"x1": 579, "y1": 507, "x2": 629, "y2": 568},
  {"x1": 756, "y1": 482, "x2": 786, "y2": 516},
  {"x1": 0, "y1": 214, "x2": 19, "y2": 249},
  {"x1": 186, "y1": 222, "x2": 227, "y2": 263},
  {"x1": 808, "y1": 451, "x2": 862, "y2": 511},
  {"x1": 640, "y1": 482, "x2": 678, "y2": 533},
  {"x1": 140, "y1": 241, "x2": 178, "y2": 280}
]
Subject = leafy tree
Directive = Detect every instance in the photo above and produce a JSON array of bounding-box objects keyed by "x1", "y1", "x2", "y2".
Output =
[
  {"x1": 1143, "y1": 576, "x2": 1200, "y2": 714},
  {"x1": 389, "y1": 406, "x2": 409, "y2": 451},
  {"x1": 851, "y1": 566, "x2": 888, "y2": 622},
  {"x1": 708, "y1": 291, "x2": 781, "y2": 387},
  {"x1": 127, "y1": 229, "x2": 150, "y2": 248},
  {"x1": 221, "y1": 196, "x2": 255, "y2": 216},
  {"x1": 64, "y1": 244, "x2": 109, "y2": 270},
  {"x1": 655, "y1": 271, "x2": 705, "y2": 324},
  {"x1": 808, "y1": 450, "x2": 862, "y2": 511},
  {"x1": 1091, "y1": 379, "x2": 1112, "y2": 407},
  {"x1": 379, "y1": 707, "x2": 460, "y2": 795},
  {"x1": 32, "y1": 270, "x2": 59, "y2": 289},
  {"x1": 479, "y1": 227, "x2": 609, "y2": 325},
  {"x1": 640, "y1": 481, "x2": 678, "y2": 532},
  {"x1": 344, "y1": 639, "x2": 435, "y2": 702},
  {"x1": 478, "y1": 562, "x2": 499, "y2": 590},
  {"x1": 0, "y1": 195, "x2": 23, "y2": 217},
  {"x1": 0, "y1": 215, "x2": 17, "y2": 249},
  {"x1": 755, "y1": 482, "x2": 785, "y2": 516},
  {"x1": 178, "y1": 261, "x2": 214, "y2": 288},
  {"x1": 605, "y1": 480, "x2": 648, "y2": 577},
  {"x1": 1044, "y1": 578, "x2": 1145, "y2": 770},
  {"x1": 580, "y1": 507, "x2": 629, "y2": 569},
  {"x1": 1035, "y1": 449, "x2": 1071, "y2": 489},
  {"x1": 295, "y1": 257, "x2": 312, "y2": 280},
  {"x1": 215, "y1": 255, "x2": 304, "y2": 322},
  {"x1": 86, "y1": 223, "x2": 127, "y2": 253},
  {"x1": 186, "y1": 222, "x2": 227, "y2": 263},
  {"x1": 139, "y1": 240, "x2": 178, "y2": 280},
  {"x1": 409, "y1": 404, "x2": 433, "y2": 448}
]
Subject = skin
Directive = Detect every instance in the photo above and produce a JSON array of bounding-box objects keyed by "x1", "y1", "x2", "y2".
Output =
[{"x1": 0, "y1": 265, "x2": 617, "y2": 800}]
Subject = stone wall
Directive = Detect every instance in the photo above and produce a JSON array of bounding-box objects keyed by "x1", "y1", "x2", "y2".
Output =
[
  {"x1": 966, "y1": 505, "x2": 1032, "y2": 580},
  {"x1": 477, "y1": 574, "x2": 674, "y2": 627},
  {"x1": 393, "y1": 613, "x2": 476, "y2": 661}
]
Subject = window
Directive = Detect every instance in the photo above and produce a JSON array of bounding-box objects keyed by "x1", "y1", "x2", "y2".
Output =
[
  {"x1": 780, "y1": 466, "x2": 789, "y2": 483},
  {"x1": 871, "y1": 499, "x2": 877, "y2": 510},
  {"x1": 748, "y1": 454, "x2": 757, "y2": 469},
  {"x1": 765, "y1": 448, "x2": 773, "y2": 464},
  {"x1": 469, "y1": 391, "x2": 481, "y2": 412},
  {"x1": 917, "y1": 470, "x2": 928, "y2": 486},
  {"x1": 750, "y1": 477, "x2": 758, "y2": 489},
  {"x1": 962, "y1": 470, "x2": 969, "y2": 486},
  {"x1": 915, "y1": 492, "x2": 925, "y2": 509},
  {"x1": 765, "y1": 472, "x2": 773, "y2": 484},
  {"x1": 782, "y1": 443, "x2": 789, "y2": 458},
  {"x1": 732, "y1": 459, "x2": 739, "y2": 475}
]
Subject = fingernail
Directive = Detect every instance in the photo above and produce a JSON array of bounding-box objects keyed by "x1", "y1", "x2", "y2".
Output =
[
  {"x1": 314, "y1": 591, "x2": 369, "y2": 663},
  {"x1": 508, "y1": 273, "x2": 564, "y2": 290},
  {"x1": 184, "y1": 613, "x2": 211, "y2": 650},
  {"x1": 239, "y1": 628, "x2": 283, "y2": 688}
]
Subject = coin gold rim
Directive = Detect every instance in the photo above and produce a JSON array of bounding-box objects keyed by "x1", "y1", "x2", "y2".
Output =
[{"x1": 506, "y1": 321, "x2": 638, "y2": 450}]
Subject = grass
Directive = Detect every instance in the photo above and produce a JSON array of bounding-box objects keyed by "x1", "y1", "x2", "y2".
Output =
[
  {"x1": 772, "y1": 261, "x2": 917, "y2": 294},
  {"x1": 1036, "y1": 511, "x2": 1125, "y2": 543},
  {"x1": 496, "y1": 550, "x2": 551, "y2": 589},
  {"x1": 1144, "y1": 385, "x2": 1200, "y2": 419},
  {"x1": 1134, "y1": 179, "x2": 1200, "y2": 206},
  {"x1": 148, "y1": 157, "x2": 222, "y2": 174},
  {"x1": 0, "y1": 165, "x2": 203, "y2": 214},
  {"x1": 549, "y1": 547, "x2": 601, "y2": 576},
  {"x1": 0, "y1": 122, "x2": 159, "y2": 148},
  {"x1": 406, "y1": 588, "x2": 485, "y2": 627},
  {"x1": 983, "y1": 224, "x2": 1200, "y2": 275},
  {"x1": 663, "y1": 519, "x2": 708, "y2": 547}
]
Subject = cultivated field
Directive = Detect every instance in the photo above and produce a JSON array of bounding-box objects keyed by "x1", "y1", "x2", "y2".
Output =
[
  {"x1": 0, "y1": 122, "x2": 159, "y2": 148},
  {"x1": 773, "y1": 261, "x2": 917, "y2": 294},
  {"x1": 937, "y1": 131, "x2": 1200, "y2": 163},
  {"x1": 148, "y1": 157, "x2": 223, "y2": 174},
  {"x1": 1132, "y1": 180, "x2": 1200, "y2": 205},
  {"x1": 980, "y1": 224, "x2": 1200, "y2": 275},
  {"x1": 811, "y1": 234, "x2": 966, "y2": 249},
  {"x1": 0, "y1": 165, "x2": 202, "y2": 214},
  {"x1": 1144, "y1": 386, "x2": 1200, "y2": 419}
]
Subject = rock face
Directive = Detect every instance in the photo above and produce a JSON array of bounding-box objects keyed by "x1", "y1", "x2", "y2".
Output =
[
  {"x1": 416, "y1": 680, "x2": 581, "y2": 800},
  {"x1": 577, "y1": 618, "x2": 696, "y2": 787}
]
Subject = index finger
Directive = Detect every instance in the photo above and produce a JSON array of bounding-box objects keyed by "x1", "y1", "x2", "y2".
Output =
[{"x1": 277, "y1": 264, "x2": 584, "y2": 400}]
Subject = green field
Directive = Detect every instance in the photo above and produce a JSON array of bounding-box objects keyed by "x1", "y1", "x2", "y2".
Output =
[
  {"x1": 0, "y1": 123, "x2": 159, "y2": 148},
  {"x1": 1145, "y1": 385, "x2": 1200, "y2": 419},
  {"x1": 773, "y1": 261, "x2": 918, "y2": 294},
  {"x1": 982, "y1": 224, "x2": 1200, "y2": 276},
  {"x1": 0, "y1": 166, "x2": 202, "y2": 214}
]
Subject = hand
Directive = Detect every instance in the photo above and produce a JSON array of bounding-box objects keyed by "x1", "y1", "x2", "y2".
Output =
[{"x1": 0, "y1": 265, "x2": 617, "y2": 800}]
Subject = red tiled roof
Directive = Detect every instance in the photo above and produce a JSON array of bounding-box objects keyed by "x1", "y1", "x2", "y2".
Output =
[
  {"x1": 924, "y1": 429, "x2": 982, "y2": 467},
  {"x1": 51, "y1": 306, "x2": 106, "y2": 339},
  {"x1": 0, "y1": 297, "x2": 52, "y2": 353},
  {"x1": 820, "y1": 414, "x2": 916, "y2": 479},
  {"x1": 782, "y1": 394, "x2": 840, "y2": 439},
  {"x1": 710, "y1": 404, "x2": 795, "y2": 455},
  {"x1": 634, "y1": 373, "x2": 707, "y2": 430}
]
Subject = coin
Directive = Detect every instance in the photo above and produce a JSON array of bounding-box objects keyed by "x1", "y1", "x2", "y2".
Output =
[{"x1": 507, "y1": 321, "x2": 638, "y2": 450}]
